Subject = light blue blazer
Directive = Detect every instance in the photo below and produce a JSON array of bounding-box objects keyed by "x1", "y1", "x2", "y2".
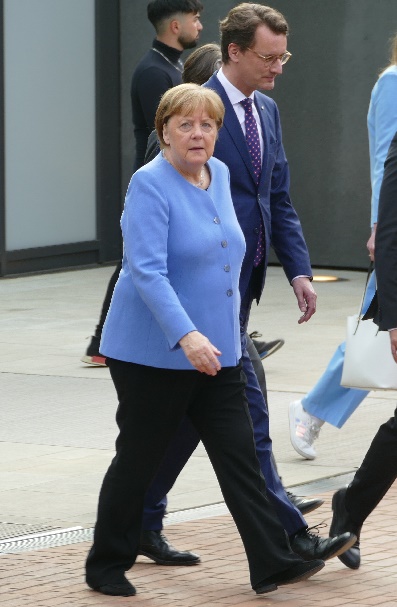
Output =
[
  {"x1": 368, "y1": 65, "x2": 397, "y2": 225},
  {"x1": 100, "y1": 153, "x2": 246, "y2": 370}
]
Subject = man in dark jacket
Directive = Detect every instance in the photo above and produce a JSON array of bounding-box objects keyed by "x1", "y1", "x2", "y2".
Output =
[
  {"x1": 131, "y1": 0, "x2": 203, "y2": 171},
  {"x1": 330, "y1": 131, "x2": 397, "y2": 570}
]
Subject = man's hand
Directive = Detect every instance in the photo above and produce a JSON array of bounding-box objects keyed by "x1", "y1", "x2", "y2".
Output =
[
  {"x1": 292, "y1": 277, "x2": 317, "y2": 324},
  {"x1": 389, "y1": 329, "x2": 397, "y2": 364},
  {"x1": 367, "y1": 223, "x2": 377, "y2": 262}
]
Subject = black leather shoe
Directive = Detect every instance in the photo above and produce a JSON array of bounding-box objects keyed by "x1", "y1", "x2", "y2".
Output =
[
  {"x1": 249, "y1": 332, "x2": 285, "y2": 360},
  {"x1": 138, "y1": 530, "x2": 200, "y2": 566},
  {"x1": 330, "y1": 487, "x2": 362, "y2": 569},
  {"x1": 287, "y1": 491, "x2": 324, "y2": 515},
  {"x1": 92, "y1": 580, "x2": 136, "y2": 596},
  {"x1": 254, "y1": 559, "x2": 324, "y2": 594},
  {"x1": 291, "y1": 525, "x2": 357, "y2": 561}
]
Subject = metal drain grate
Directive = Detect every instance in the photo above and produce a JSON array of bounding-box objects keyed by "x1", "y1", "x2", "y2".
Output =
[
  {"x1": 288, "y1": 473, "x2": 355, "y2": 496},
  {"x1": 0, "y1": 527, "x2": 93, "y2": 554},
  {"x1": 165, "y1": 502, "x2": 229, "y2": 524},
  {"x1": 0, "y1": 503, "x2": 229, "y2": 555},
  {"x1": 0, "y1": 522, "x2": 58, "y2": 541}
]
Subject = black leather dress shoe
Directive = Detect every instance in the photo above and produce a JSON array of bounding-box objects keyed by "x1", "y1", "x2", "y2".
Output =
[
  {"x1": 287, "y1": 491, "x2": 324, "y2": 515},
  {"x1": 249, "y1": 332, "x2": 285, "y2": 360},
  {"x1": 92, "y1": 580, "x2": 136, "y2": 596},
  {"x1": 330, "y1": 487, "x2": 362, "y2": 569},
  {"x1": 138, "y1": 530, "x2": 200, "y2": 566},
  {"x1": 254, "y1": 559, "x2": 324, "y2": 594},
  {"x1": 291, "y1": 525, "x2": 357, "y2": 561}
]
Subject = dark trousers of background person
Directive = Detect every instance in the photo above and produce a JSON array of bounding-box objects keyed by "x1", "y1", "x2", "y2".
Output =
[
  {"x1": 85, "y1": 359, "x2": 301, "y2": 589},
  {"x1": 238, "y1": 269, "x2": 306, "y2": 536},
  {"x1": 93, "y1": 262, "x2": 122, "y2": 341},
  {"x1": 345, "y1": 405, "x2": 397, "y2": 525}
]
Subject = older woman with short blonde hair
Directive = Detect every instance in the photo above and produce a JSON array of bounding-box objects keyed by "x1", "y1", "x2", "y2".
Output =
[{"x1": 85, "y1": 83, "x2": 321, "y2": 598}]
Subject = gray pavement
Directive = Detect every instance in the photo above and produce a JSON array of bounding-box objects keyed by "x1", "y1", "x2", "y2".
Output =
[{"x1": 1, "y1": 264, "x2": 395, "y2": 535}]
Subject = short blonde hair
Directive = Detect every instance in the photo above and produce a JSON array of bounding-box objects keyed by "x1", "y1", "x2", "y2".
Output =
[
  {"x1": 392, "y1": 32, "x2": 397, "y2": 65},
  {"x1": 155, "y1": 83, "x2": 224, "y2": 148}
]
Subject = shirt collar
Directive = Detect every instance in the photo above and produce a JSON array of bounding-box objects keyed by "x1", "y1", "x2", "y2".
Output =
[{"x1": 217, "y1": 67, "x2": 255, "y2": 107}]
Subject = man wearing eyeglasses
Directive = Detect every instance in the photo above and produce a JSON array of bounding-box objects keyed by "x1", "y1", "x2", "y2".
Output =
[{"x1": 201, "y1": 3, "x2": 349, "y2": 560}]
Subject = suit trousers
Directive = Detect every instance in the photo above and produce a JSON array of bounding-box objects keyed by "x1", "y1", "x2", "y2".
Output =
[
  {"x1": 239, "y1": 276, "x2": 306, "y2": 536},
  {"x1": 141, "y1": 416, "x2": 198, "y2": 529},
  {"x1": 345, "y1": 404, "x2": 397, "y2": 525},
  {"x1": 85, "y1": 359, "x2": 301, "y2": 589},
  {"x1": 246, "y1": 334, "x2": 267, "y2": 399}
]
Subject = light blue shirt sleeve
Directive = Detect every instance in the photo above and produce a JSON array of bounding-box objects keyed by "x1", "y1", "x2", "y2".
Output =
[{"x1": 368, "y1": 68, "x2": 397, "y2": 226}]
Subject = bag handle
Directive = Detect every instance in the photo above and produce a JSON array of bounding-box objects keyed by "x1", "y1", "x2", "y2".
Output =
[
  {"x1": 353, "y1": 263, "x2": 374, "y2": 335},
  {"x1": 357, "y1": 262, "x2": 374, "y2": 317}
]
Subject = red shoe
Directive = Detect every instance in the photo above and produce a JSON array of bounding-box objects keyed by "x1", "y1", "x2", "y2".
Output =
[{"x1": 81, "y1": 336, "x2": 107, "y2": 367}]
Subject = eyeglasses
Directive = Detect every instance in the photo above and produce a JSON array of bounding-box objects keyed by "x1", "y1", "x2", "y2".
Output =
[{"x1": 247, "y1": 48, "x2": 292, "y2": 66}]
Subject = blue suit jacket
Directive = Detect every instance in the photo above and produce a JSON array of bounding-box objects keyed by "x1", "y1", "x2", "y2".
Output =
[
  {"x1": 204, "y1": 74, "x2": 312, "y2": 301},
  {"x1": 100, "y1": 153, "x2": 246, "y2": 369}
]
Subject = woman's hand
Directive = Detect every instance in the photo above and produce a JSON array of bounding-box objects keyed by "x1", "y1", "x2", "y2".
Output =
[{"x1": 179, "y1": 331, "x2": 222, "y2": 375}]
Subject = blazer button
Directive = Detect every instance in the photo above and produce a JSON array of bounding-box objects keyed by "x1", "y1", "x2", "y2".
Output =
[
  {"x1": 224, "y1": 265, "x2": 230, "y2": 272},
  {"x1": 213, "y1": 217, "x2": 221, "y2": 224},
  {"x1": 221, "y1": 240, "x2": 228, "y2": 248},
  {"x1": 226, "y1": 289, "x2": 233, "y2": 297}
]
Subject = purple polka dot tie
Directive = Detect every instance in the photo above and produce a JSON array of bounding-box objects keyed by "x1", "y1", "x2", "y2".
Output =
[{"x1": 240, "y1": 98, "x2": 265, "y2": 267}]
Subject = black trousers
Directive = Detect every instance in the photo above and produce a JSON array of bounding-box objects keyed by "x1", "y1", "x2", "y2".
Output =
[
  {"x1": 85, "y1": 360, "x2": 301, "y2": 589},
  {"x1": 94, "y1": 262, "x2": 122, "y2": 339},
  {"x1": 345, "y1": 405, "x2": 397, "y2": 525}
]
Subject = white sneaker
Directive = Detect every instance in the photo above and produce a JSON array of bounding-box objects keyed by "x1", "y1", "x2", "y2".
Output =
[{"x1": 289, "y1": 400, "x2": 321, "y2": 460}]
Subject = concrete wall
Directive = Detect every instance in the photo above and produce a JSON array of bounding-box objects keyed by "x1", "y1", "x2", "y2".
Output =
[{"x1": 120, "y1": 0, "x2": 397, "y2": 269}]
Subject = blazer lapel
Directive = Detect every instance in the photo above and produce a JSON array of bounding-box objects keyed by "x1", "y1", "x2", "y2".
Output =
[
  {"x1": 254, "y1": 92, "x2": 270, "y2": 190},
  {"x1": 205, "y1": 75, "x2": 258, "y2": 186}
]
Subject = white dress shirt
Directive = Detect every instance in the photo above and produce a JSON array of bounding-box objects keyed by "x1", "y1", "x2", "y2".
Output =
[{"x1": 216, "y1": 68, "x2": 264, "y2": 159}]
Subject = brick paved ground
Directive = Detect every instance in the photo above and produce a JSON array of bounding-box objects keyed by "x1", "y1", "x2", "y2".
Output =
[{"x1": 1, "y1": 486, "x2": 397, "y2": 607}]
